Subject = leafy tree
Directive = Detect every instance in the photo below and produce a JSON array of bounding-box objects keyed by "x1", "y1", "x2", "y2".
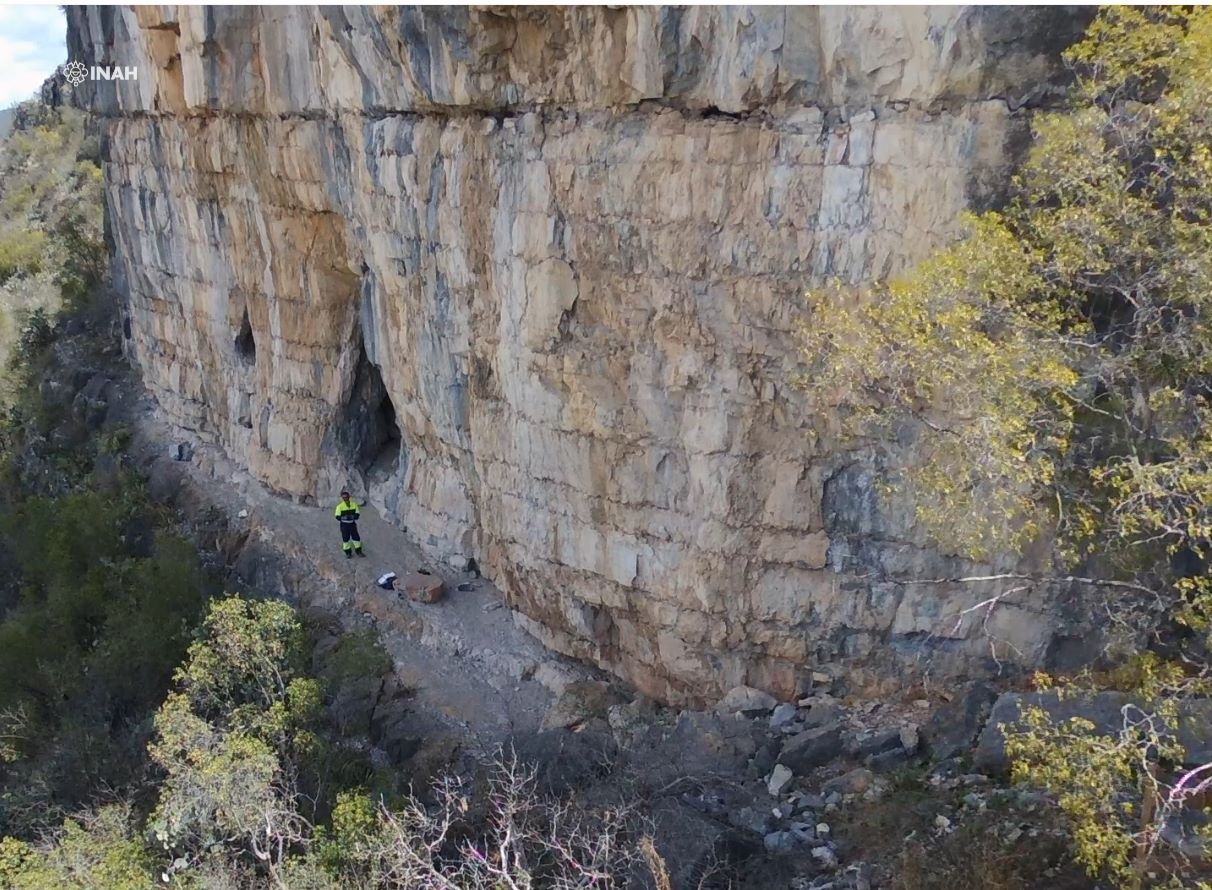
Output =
[
  {"x1": 798, "y1": 7, "x2": 1212, "y2": 886},
  {"x1": 149, "y1": 597, "x2": 323, "y2": 883},
  {"x1": 0, "y1": 102, "x2": 104, "y2": 375},
  {"x1": 0, "y1": 805, "x2": 156, "y2": 890},
  {"x1": 146, "y1": 601, "x2": 650, "y2": 889},
  {"x1": 50, "y1": 202, "x2": 105, "y2": 310}
]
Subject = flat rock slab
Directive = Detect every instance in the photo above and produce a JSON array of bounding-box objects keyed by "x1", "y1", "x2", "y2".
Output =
[
  {"x1": 975, "y1": 691, "x2": 1212, "y2": 774},
  {"x1": 399, "y1": 571, "x2": 445, "y2": 604},
  {"x1": 778, "y1": 723, "x2": 843, "y2": 774},
  {"x1": 716, "y1": 684, "x2": 778, "y2": 716}
]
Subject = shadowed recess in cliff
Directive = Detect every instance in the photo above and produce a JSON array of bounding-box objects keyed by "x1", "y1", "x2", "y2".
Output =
[
  {"x1": 234, "y1": 307, "x2": 256, "y2": 367},
  {"x1": 335, "y1": 343, "x2": 404, "y2": 483}
]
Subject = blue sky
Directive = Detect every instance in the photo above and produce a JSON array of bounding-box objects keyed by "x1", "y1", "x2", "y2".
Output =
[{"x1": 0, "y1": 5, "x2": 67, "y2": 107}]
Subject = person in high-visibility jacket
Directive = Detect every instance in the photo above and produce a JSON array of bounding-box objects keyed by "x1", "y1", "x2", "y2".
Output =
[{"x1": 334, "y1": 489, "x2": 365, "y2": 558}]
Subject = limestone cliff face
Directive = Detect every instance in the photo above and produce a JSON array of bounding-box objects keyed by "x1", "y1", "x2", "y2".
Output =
[{"x1": 67, "y1": 5, "x2": 1090, "y2": 704}]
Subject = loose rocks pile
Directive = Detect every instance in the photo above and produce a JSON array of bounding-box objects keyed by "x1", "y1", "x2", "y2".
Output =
[
  {"x1": 625, "y1": 682, "x2": 933, "y2": 882},
  {"x1": 531, "y1": 676, "x2": 1084, "y2": 886}
]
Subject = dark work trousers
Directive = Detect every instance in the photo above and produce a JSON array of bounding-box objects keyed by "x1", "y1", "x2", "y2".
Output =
[{"x1": 340, "y1": 521, "x2": 362, "y2": 552}]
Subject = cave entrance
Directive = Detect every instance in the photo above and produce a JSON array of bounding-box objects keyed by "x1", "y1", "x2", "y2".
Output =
[
  {"x1": 367, "y1": 387, "x2": 402, "y2": 480},
  {"x1": 337, "y1": 346, "x2": 402, "y2": 482},
  {"x1": 235, "y1": 308, "x2": 256, "y2": 366}
]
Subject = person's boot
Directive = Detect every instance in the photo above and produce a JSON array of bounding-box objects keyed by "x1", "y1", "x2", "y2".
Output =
[
  {"x1": 345, "y1": 550, "x2": 353, "y2": 559},
  {"x1": 356, "y1": 547, "x2": 366, "y2": 557}
]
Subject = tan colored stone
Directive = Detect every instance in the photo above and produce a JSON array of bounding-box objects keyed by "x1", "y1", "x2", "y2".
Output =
[
  {"x1": 399, "y1": 572, "x2": 446, "y2": 605},
  {"x1": 69, "y1": 4, "x2": 1089, "y2": 706}
]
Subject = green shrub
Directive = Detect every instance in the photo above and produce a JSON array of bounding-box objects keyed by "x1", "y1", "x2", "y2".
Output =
[
  {"x1": 51, "y1": 209, "x2": 104, "y2": 309},
  {"x1": 98, "y1": 424, "x2": 132, "y2": 455},
  {"x1": 150, "y1": 597, "x2": 323, "y2": 877},
  {"x1": 0, "y1": 805, "x2": 156, "y2": 890},
  {"x1": 0, "y1": 476, "x2": 211, "y2": 834},
  {"x1": 13, "y1": 306, "x2": 54, "y2": 362},
  {"x1": 320, "y1": 628, "x2": 392, "y2": 690},
  {"x1": 0, "y1": 229, "x2": 46, "y2": 284}
]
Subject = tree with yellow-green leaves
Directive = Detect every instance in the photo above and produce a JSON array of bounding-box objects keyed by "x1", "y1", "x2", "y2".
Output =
[
  {"x1": 0, "y1": 102, "x2": 104, "y2": 383},
  {"x1": 0, "y1": 807, "x2": 155, "y2": 890},
  {"x1": 148, "y1": 596, "x2": 324, "y2": 886},
  {"x1": 799, "y1": 7, "x2": 1212, "y2": 887}
]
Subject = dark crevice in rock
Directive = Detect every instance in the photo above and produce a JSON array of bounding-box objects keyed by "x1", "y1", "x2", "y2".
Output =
[
  {"x1": 234, "y1": 307, "x2": 256, "y2": 367},
  {"x1": 81, "y1": 88, "x2": 1070, "y2": 127},
  {"x1": 696, "y1": 104, "x2": 746, "y2": 123}
]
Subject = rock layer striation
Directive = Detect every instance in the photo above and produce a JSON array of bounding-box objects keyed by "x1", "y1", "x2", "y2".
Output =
[{"x1": 67, "y1": 5, "x2": 1091, "y2": 704}]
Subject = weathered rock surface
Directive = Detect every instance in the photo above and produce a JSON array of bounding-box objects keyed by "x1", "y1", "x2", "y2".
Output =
[
  {"x1": 541, "y1": 679, "x2": 624, "y2": 731},
  {"x1": 717, "y1": 684, "x2": 779, "y2": 716},
  {"x1": 68, "y1": 5, "x2": 1093, "y2": 704},
  {"x1": 921, "y1": 682, "x2": 997, "y2": 760},
  {"x1": 779, "y1": 723, "x2": 843, "y2": 774},
  {"x1": 975, "y1": 691, "x2": 1212, "y2": 774}
]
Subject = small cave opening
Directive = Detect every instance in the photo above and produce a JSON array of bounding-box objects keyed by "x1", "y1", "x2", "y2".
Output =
[
  {"x1": 369, "y1": 390, "x2": 402, "y2": 478},
  {"x1": 234, "y1": 308, "x2": 256, "y2": 367},
  {"x1": 337, "y1": 346, "x2": 403, "y2": 480}
]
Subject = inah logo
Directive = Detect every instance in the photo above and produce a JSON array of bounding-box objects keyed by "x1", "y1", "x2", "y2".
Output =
[
  {"x1": 61, "y1": 60, "x2": 139, "y2": 85},
  {"x1": 63, "y1": 60, "x2": 87, "y2": 86}
]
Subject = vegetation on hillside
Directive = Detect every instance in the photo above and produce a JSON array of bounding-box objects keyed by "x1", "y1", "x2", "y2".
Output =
[
  {"x1": 0, "y1": 98, "x2": 204, "y2": 839},
  {"x1": 0, "y1": 101, "x2": 103, "y2": 394},
  {"x1": 0, "y1": 589, "x2": 646, "y2": 889},
  {"x1": 800, "y1": 7, "x2": 1212, "y2": 887}
]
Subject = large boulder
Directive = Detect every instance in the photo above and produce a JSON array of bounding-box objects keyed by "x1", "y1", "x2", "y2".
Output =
[
  {"x1": 778, "y1": 723, "x2": 844, "y2": 774},
  {"x1": 975, "y1": 691, "x2": 1212, "y2": 774},
  {"x1": 921, "y1": 682, "x2": 997, "y2": 761},
  {"x1": 606, "y1": 696, "x2": 660, "y2": 747},
  {"x1": 822, "y1": 767, "x2": 877, "y2": 797},
  {"x1": 628, "y1": 711, "x2": 766, "y2": 786},
  {"x1": 715, "y1": 685, "x2": 778, "y2": 716},
  {"x1": 848, "y1": 728, "x2": 902, "y2": 758},
  {"x1": 399, "y1": 571, "x2": 446, "y2": 604},
  {"x1": 798, "y1": 695, "x2": 844, "y2": 728},
  {"x1": 542, "y1": 680, "x2": 625, "y2": 730}
]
